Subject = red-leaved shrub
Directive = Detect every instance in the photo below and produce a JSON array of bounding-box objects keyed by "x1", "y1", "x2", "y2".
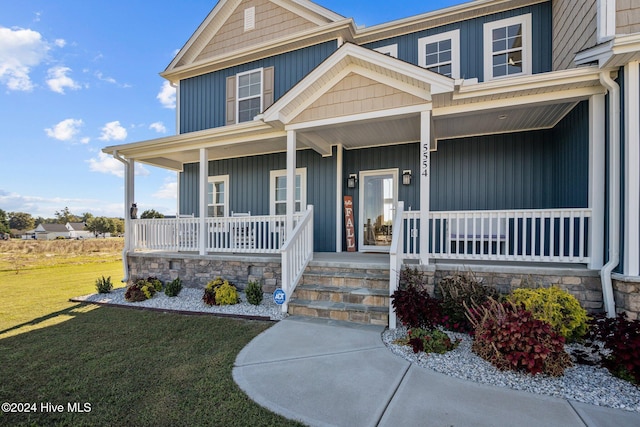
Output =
[{"x1": 467, "y1": 299, "x2": 572, "y2": 376}]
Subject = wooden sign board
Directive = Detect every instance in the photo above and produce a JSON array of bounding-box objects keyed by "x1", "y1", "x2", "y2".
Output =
[{"x1": 344, "y1": 196, "x2": 356, "y2": 252}]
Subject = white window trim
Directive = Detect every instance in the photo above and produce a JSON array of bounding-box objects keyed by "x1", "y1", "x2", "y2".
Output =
[
  {"x1": 269, "y1": 168, "x2": 307, "y2": 215},
  {"x1": 418, "y1": 30, "x2": 460, "y2": 79},
  {"x1": 207, "y1": 175, "x2": 229, "y2": 217},
  {"x1": 236, "y1": 68, "x2": 263, "y2": 124},
  {"x1": 483, "y1": 14, "x2": 532, "y2": 81},
  {"x1": 374, "y1": 44, "x2": 398, "y2": 58}
]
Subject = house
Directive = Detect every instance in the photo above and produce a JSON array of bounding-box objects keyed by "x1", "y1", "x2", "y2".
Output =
[
  {"x1": 67, "y1": 222, "x2": 92, "y2": 239},
  {"x1": 103, "y1": 0, "x2": 640, "y2": 325},
  {"x1": 31, "y1": 223, "x2": 71, "y2": 240}
]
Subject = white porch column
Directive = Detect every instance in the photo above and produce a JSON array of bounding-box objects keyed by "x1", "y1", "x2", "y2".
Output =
[
  {"x1": 420, "y1": 109, "x2": 431, "y2": 265},
  {"x1": 286, "y1": 130, "x2": 297, "y2": 236},
  {"x1": 624, "y1": 61, "x2": 640, "y2": 275},
  {"x1": 199, "y1": 148, "x2": 208, "y2": 255},
  {"x1": 336, "y1": 144, "x2": 343, "y2": 252},
  {"x1": 125, "y1": 158, "x2": 135, "y2": 252},
  {"x1": 589, "y1": 94, "x2": 605, "y2": 269}
]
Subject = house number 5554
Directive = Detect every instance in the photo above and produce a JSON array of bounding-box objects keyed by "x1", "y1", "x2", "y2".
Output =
[{"x1": 422, "y1": 143, "x2": 429, "y2": 177}]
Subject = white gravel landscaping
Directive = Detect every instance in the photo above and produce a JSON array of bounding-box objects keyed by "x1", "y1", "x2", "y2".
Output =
[
  {"x1": 76, "y1": 288, "x2": 639, "y2": 412},
  {"x1": 383, "y1": 326, "x2": 640, "y2": 413},
  {"x1": 75, "y1": 287, "x2": 287, "y2": 320}
]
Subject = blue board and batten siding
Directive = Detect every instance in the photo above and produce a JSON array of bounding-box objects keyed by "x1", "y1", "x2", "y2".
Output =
[
  {"x1": 179, "y1": 41, "x2": 337, "y2": 133},
  {"x1": 364, "y1": 3, "x2": 552, "y2": 81},
  {"x1": 179, "y1": 101, "x2": 589, "y2": 252},
  {"x1": 180, "y1": 149, "x2": 337, "y2": 252}
]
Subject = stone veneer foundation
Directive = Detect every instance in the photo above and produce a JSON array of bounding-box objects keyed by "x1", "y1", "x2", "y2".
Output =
[{"x1": 126, "y1": 253, "x2": 640, "y2": 319}]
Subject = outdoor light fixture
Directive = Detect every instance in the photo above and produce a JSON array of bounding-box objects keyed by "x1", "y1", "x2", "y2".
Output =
[
  {"x1": 347, "y1": 174, "x2": 358, "y2": 189},
  {"x1": 402, "y1": 170, "x2": 412, "y2": 185}
]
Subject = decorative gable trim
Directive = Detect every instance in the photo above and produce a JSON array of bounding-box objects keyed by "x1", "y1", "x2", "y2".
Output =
[
  {"x1": 165, "y1": 0, "x2": 342, "y2": 76},
  {"x1": 263, "y1": 43, "x2": 454, "y2": 125}
]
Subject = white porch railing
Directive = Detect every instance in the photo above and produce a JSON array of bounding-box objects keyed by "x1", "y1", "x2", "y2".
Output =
[
  {"x1": 132, "y1": 214, "x2": 302, "y2": 253},
  {"x1": 281, "y1": 205, "x2": 314, "y2": 312},
  {"x1": 389, "y1": 202, "x2": 405, "y2": 330},
  {"x1": 401, "y1": 208, "x2": 592, "y2": 263}
]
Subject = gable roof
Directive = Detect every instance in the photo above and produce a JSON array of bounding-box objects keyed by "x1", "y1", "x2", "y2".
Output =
[
  {"x1": 165, "y1": 0, "x2": 345, "y2": 78},
  {"x1": 67, "y1": 222, "x2": 88, "y2": 231},
  {"x1": 263, "y1": 42, "x2": 454, "y2": 126},
  {"x1": 35, "y1": 223, "x2": 69, "y2": 233}
]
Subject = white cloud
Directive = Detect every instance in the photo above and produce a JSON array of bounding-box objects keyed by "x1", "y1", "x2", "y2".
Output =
[
  {"x1": 157, "y1": 81, "x2": 176, "y2": 109},
  {"x1": 0, "y1": 26, "x2": 50, "y2": 91},
  {"x1": 99, "y1": 121, "x2": 127, "y2": 141},
  {"x1": 80, "y1": 137, "x2": 90, "y2": 144},
  {"x1": 45, "y1": 118, "x2": 83, "y2": 141},
  {"x1": 87, "y1": 152, "x2": 150, "y2": 178},
  {"x1": 87, "y1": 152, "x2": 124, "y2": 177},
  {"x1": 54, "y1": 39, "x2": 66, "y2": 48},
  {"x1": 149, "y1": 121, "x2": 167, "y2": 134},
  {"x1": 46, "y1": 66, "x2": 80, "y2": 94},
  {"x1": 0, "y1": 190, "x2": 122, "y2": 219},
  {"x1": 152, "y1": 178, "x2": 177, "y2": 199}
]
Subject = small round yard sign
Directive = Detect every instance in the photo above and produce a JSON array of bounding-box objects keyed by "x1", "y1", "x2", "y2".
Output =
[{"x1": 273, "y1": 288, "x2": 286, "y2": 305}]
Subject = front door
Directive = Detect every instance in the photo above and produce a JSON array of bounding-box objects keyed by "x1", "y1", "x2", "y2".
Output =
[{"x1": 358, "y1": 169, "x2": 398, "y2": 252}]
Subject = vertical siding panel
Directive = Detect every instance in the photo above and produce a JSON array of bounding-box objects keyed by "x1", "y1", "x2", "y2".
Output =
[
  {"x1": 363, "y1": 2, "x2": 552, "y2": 82},
  {"x1": 180, "y1": 41, "x2": 336, "y2": 133}
]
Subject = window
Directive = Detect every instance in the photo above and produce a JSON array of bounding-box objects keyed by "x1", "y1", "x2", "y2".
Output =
[
  {"x1": 483, "y1": 14, "x2": 532, "y2": 80},
  {"x1": 270, "y1": 168, "x2": 307, "y2": 215},
  {"x1": 237, "y1": 68, "x2": 263, "y2": 123},
  {"x1": 207, "y1": 175, "x2": 229, "y2": 217},
  {"x1": 418, "y1": 30, "x2": 460, "y2": 79},
  {"x1": 374, "y1": 44, "x2": 398, "y2": 58}
]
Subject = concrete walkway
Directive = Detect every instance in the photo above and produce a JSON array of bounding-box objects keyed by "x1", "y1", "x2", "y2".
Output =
[{"x1": 233, "y1": 317, "x2": 640, "y2": 427}]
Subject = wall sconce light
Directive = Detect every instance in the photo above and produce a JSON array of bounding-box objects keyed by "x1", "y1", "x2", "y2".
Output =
[
  {"x1": 402, "y1": 170, "x2": 412, "y2": 185},
  {"x1": 347, "y1": 174, "x2": 358, "y2": 189}
]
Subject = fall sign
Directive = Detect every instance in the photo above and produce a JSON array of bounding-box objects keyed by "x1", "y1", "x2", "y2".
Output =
[{"x1": 344, "y1": 196, "x2": 356, "y2": 252}]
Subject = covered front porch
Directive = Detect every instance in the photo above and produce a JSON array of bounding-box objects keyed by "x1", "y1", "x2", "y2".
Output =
[{"x1": 105, "y1": 45, "x2": 614, "y2": 322}]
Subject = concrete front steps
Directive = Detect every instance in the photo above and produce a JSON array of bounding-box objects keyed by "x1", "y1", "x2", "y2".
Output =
[{"x1": 288, "y1": 261, "x2": 391, "y2": 326}]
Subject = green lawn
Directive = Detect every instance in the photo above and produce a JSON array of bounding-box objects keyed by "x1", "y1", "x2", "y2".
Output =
[{"x1": 0, "y1": 252, "x2": 303, "y2": 426}]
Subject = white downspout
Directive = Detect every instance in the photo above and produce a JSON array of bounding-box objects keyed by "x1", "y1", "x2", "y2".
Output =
[
  {"x1": 113, "y1": 151, "x2": 131, "y2": 283},
  {"x1": 599, "y1": 71, "x2": 619, "y2": 318}
]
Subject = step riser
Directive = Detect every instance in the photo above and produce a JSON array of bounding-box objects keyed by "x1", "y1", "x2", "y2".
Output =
[
  {"x1": 293, "y1": 289, "x2": 388, "y2": 307},
  {"x1": 289, "y1": 305, "x2": 388, "y2": 326},
  {"x1": 304, "y1": 267, "x2": 390, "y2": 277},
  {"x1": 301, "y1": 275, "x2": 389, "y2": 290}
]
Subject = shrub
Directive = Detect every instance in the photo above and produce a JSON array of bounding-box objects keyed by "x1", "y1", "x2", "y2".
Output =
[
  {"x1": 215, "y1": 282, "x2": 240, "y2": 306},
  {"x1": 95, "y1": 275, "x2": 113, "y2": 294},
  {"x1": 245, "y1": 280, "x2": 263, "y2": 305},
  {"x1": 397, "y1": 328, "x2": 460, "y2": 354},
  {"x1": 436, "y1": 272, "x2": 499, "y2": 333},
  {"x1": 507, "y1": 286, "x2": 589, "y2": 342},
  {"x1": 587, "y1": 314, "x2": 640, "y2": 385},
  {"x1": 146, "y1": 276, "x2": 163, "y2": 292},
  {"x1": 125, "y1": 279, "x2": 148, "y2": 302},
  {"x1": 392, "y1": 267, "x2": 441, "y2": 329},
  {"x1": 164, "y1": 277, "x2": 182, "y2": 297},
  {"x1": 467, "y1": 298, "x2": 572, "y2": 376},
  {"x1": 203, "y1": 277, "x2": 239, "y2": 306}
]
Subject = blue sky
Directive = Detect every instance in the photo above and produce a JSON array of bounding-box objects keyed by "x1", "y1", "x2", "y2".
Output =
[{"x1": 0, "y1": 0, "x2": 462, "y2": 219}]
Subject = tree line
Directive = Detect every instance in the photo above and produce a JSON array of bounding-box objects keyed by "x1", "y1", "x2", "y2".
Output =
[{"x1": 0, "y1": 207, "x2": 166, "y2": 237}]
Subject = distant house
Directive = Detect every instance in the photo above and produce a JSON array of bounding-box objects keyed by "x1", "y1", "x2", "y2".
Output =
[
  {"x1": 32, "y1": 223, "x2": 70, "y2": 240},
  {"x1": 66, "y1": 222, "x2": 92, "y2": 239}
]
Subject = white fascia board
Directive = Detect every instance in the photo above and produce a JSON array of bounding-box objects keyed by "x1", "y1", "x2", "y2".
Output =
[
  {"x1": 436, "y1": 86, "x2": 605, "y2": 117},
  {"x1": 286, "y1": 104, "x2": 431, "y2": 131},
  {"x1": 165, "y1": 0, "x2": 239, "y2": 73},
  {"x1": 101, "y1": 121, "x2": 278, "y2": 157},
  {"x1": 454, "y1": 66, "x2": 603, "y2": 100},
  {"x1": 575, "y1": 34, "x2": 640, "y2": 68},
  {"x1": 162, "y1": 20, "x2": 355, "y2": 83},
  {"x1": 277, "y1": 0, "x2": 345, "y2": 23}
]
